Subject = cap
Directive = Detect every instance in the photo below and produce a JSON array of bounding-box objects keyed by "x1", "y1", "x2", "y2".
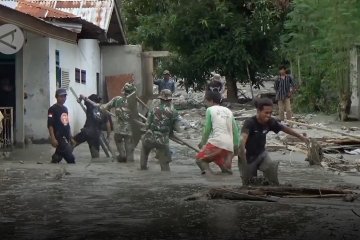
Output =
[
  {"x1": 158, "y1": 89, "x2": 173, "y2": 101},
  {"x1": 163, "y1": 70, "x2": 170, "y2": 75},
  {"x1": 123, "y1": 82, "x2": 137, "y2": 94},
  {"x1": 55, "y1": 88, "x2": 67, "y2": 97},
  {"x1": 88, "y1": 94, "x2": 102, "y2": 103}
]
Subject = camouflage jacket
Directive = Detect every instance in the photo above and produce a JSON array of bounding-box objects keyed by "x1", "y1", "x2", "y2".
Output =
[
  {"x1": 144, "y1": 102, "x2": 180, "y2": 145},
  {"x1": 101, "y1": 96, "x2": 131, "y2": 135}
]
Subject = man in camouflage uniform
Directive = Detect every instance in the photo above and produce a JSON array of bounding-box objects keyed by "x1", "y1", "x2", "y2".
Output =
[
  {"x1": 100, "y1": 83, "x2": 136, "y2": 162},
  {"x1": 140, "y1": 89, "x2": 181, "y2": 171}
]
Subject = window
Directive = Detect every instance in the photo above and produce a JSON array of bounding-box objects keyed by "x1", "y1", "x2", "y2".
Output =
[
  {"x1": 55, "y1": 50, "x2": 61, "y2": 88},
  {"x1": 96, "y1": 72, "x2": 100, "y2": 95},
  {"x1": 55, "y1": 50, "x2": 60, "y2": 66},
  {"x1": 61, "y1": 69, "x2": 70, "y2": 90},
  {"x1": 75, "y1": 68, "x2": 80, "y2": 83},
  {"x1": 81, "y1": 70, "x2": 86, "y2": 84}
]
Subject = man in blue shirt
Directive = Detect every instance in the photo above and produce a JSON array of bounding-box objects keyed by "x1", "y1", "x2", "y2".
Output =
[{"x1": 154, "y1": 70, "x2": 175, "y2": 94}]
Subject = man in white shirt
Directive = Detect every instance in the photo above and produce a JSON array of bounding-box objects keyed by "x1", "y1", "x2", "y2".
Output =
[{"x1": 196, "y1": 91, "x2": 240, "y2": 175}]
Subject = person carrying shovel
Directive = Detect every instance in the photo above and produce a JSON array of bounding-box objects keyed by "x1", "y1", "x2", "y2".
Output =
[
  {"x1": 100, "y1": 83, "x2": 137, "y2": 162},
  {"x1": 140, "y1": 89, "x2": 181, "y2": 171},
  {"x1": 73, "y1": 94, "x2": 110, "y2": 158}
]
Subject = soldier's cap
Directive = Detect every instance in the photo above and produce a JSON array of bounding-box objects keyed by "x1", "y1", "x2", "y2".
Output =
[
  {"x1": 123, "y1": 82, "x2": 137, "y2": 94},
  {"x1": 158, "y1": 89, "x2": 173, "y2": 101},
  {"x1": 163, "y1": 70, "x2": 170, "y2": 75},
  {"x1": 88, "y1": 94, "x2": 102, "y2": 103},
  {"x1": 55, "y1": 88, "x2": 67, "y2": 97}
]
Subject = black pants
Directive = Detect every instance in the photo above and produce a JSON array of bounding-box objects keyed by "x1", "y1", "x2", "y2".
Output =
[
  {"x1": 51, "y1": 137, "x2": 75, "y2": 164},
  {"x1": 73, "y1": 128, "x2": 100, "y2": 158}
]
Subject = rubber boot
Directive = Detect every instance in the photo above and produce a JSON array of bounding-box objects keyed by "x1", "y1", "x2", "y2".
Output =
[
  {"x1": 124, "y1": 136, "x2": 134, "y2": 162},
  {"x1": 140, "y1": 145, "x2": 150, "y2": 170},
  {"x1": 89, "y1": 145, "x2": 100, "y2": 159},
  {"x1": 51, "y1": 153, "x2": 62, "y2": 163}
]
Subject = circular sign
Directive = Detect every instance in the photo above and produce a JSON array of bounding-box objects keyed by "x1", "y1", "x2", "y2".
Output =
[{"x1": 0, "y1": 24, "x2": 25, "y2": 55}]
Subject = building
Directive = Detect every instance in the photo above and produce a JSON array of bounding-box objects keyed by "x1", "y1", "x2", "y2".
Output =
[{"x1": 0, "y1": 0, "x2": 145, "y2": 146}]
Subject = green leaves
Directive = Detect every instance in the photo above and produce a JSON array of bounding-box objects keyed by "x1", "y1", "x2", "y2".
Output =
[
  {"x1": 282, "y1": 0, "x2": 360, "y2": 114},
  {"x1": 121, "y1": 0, "x2": 288, "y2": 95}
]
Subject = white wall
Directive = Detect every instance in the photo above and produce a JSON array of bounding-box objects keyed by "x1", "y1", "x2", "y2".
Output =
[
  {"x1": 23, "y1": 37, "x2": 100, "y2": 140},
  {"x1": 101, "y1": 45, "x2": 143, "y2": 96},
  {"x1": 23, "y1": 32, "x2": 50, "y2": 141},
  {"x1": 48, "y1": 39, "x2": 101, "y2": 136}
]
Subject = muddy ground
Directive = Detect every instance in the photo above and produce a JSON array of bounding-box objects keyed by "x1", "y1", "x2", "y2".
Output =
[
  {"x1": 1, "y1": 136, "x2": 360, "y2": 240},
  {"x1": 1, "y1": 82, "x2": 360, "y2": 240}
]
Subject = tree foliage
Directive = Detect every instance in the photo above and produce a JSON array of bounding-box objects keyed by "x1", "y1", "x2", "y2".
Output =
[
  {"x1": 282, "y1": 0, "x2": 360, "y2": 118},
  {"x1": 122, "y1": 0, "x2": 288, "y2": 101}
]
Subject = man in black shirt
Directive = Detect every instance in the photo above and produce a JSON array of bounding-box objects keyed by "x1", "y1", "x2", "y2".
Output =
[
  {"x1": 239, "y1": 98, "x2": 309, "y2": 185},
  {"x1": 48, "y1": 89, "x2": 75, "y2": 164},
  {"x1": 72, "y1": 94, "x2": 110, "y2": 158}
]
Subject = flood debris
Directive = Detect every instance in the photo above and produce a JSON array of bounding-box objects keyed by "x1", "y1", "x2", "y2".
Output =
[
  {"x1": 264, "y1": 119, "x2": 360, "y2": 173},
  {"x1": 184, "y1": 186, "x2": 359, "y2": 202},
  {"x1": 184, "y1": 188, "x2": 278, "y2": 202},
  {"x1": 305, "y1": 138, "x2": 323, "y2": 165}
]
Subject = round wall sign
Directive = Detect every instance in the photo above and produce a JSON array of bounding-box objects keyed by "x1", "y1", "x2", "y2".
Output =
[{"x1": 0, "y1": 24, "x2": 25, "y2": 55}]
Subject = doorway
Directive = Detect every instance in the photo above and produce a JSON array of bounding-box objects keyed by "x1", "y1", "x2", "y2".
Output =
[{"x1": 0, "y1": 53, "x2": 16, "y2": 149}]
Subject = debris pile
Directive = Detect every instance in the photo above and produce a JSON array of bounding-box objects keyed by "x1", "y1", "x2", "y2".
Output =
[
  {"x1": 172, "y1": 91, "x2": 204, "y2": 110},
  {"x1": 266, "y1": 118, "x2": 360, "y2": 173}
]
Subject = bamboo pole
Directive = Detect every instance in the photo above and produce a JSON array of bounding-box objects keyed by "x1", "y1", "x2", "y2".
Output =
[
  {"x1": 69, "y1": 87, "x2": 112, "y2": 158},
  {"x1": 136, "y1": 96, "x2": 148, "y2": 109}
]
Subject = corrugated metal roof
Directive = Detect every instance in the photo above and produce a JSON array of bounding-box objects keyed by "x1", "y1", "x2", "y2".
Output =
[
  {"x1": 28, "y1": 0, "x2": 114, "y2": 30},
  {"x1": 0, "y1": 0, "x2": 114, "y2": 30},
  {"x1": 15, "y1": 0, "x2": 78, "y2": 18}
]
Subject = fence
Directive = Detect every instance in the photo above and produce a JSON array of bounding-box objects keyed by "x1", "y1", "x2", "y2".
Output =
[{"x1": 0, "y1": 107, "x2": 14, "y2": 152}]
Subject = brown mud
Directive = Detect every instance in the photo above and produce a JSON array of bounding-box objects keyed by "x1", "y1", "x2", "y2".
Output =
[{"x1": 0, "y1": 141, "x2": 359, "y2": 240}]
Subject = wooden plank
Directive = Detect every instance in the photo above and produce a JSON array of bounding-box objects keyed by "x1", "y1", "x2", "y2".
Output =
[{"x1": 209, "y1": 188, "x2": 278, "y2": 202}]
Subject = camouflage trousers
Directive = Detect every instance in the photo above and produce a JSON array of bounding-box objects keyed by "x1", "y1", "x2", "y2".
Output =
[
  {"x1": 114, "y1": 133, "x2": 134, "y2": 162},
  {"x1": 140, "y1": 131, "x2": 171, "y2": 171}
]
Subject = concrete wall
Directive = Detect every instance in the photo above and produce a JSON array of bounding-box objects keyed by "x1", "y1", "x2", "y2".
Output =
[
  {"x1": 350, "y1": 45, "x2": 360, "y2": 119},
  {"x1": 22, "y1": 37, "x2": 100, "y2": 141},
  {"x1": 101, "y1": 45, "x2": 143, "y2": 97},
  {"x1": 48, "y1": 39, "x2": 101, "y2": 136},
  {"x1": 22, "y1": 32, "x2": 50, "y2": 141}
]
